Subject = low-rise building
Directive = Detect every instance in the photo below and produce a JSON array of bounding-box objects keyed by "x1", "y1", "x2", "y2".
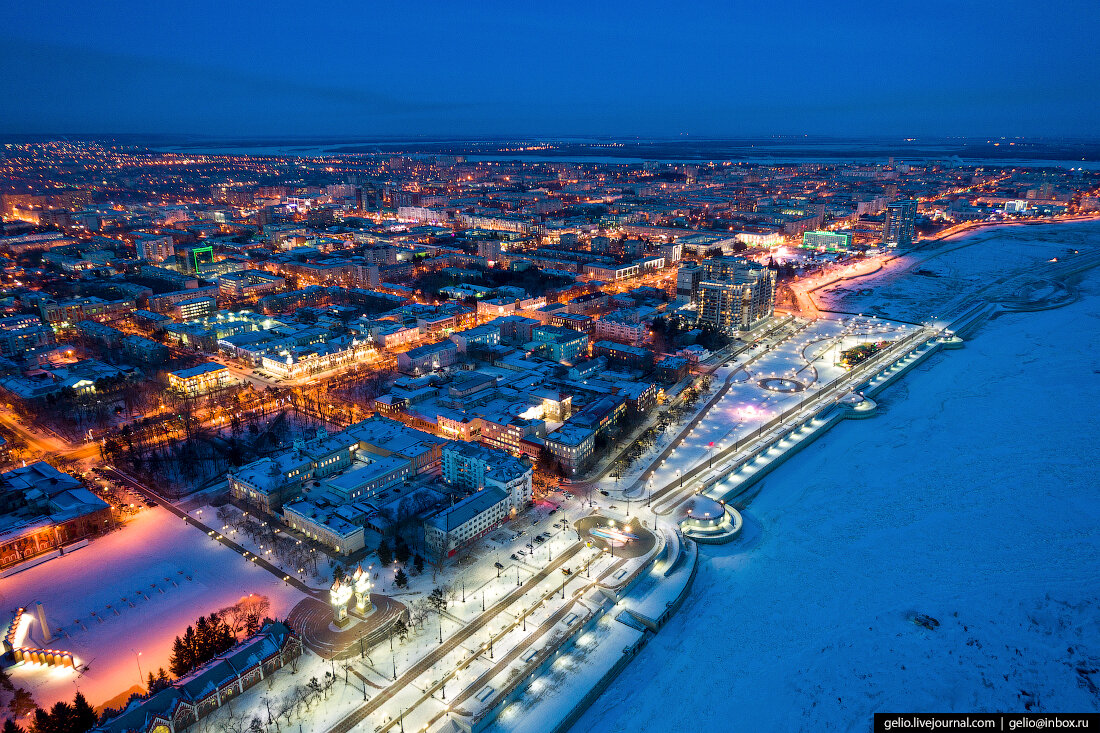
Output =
[
  {"x1": 531, "y1": 325, "x2": 588, "y2": 363},
  {"x1": 122, "y1": 335, "x2": 170, "y2": 365},
  {"x1": 90, "y1": 622, "x2": 302, "y2": 733},
  {"x1": 540, "y1": 423, "x2": 596, "y2": 475},
  {"x1": 0, "y1": 462, "x2": 111, "y2": 573},
  {"x1": 218, "y1": 270, "x2": 286, "y2": 299},
  {"x1": 423, "y1": 487, "x2": 511, "y2": 560},
  {"x1": 593, "y1": 340, "x2": 654, "y2": 371},
  {"x1": 397, "y1": 340, "x2": 458, "y2": 374},
  {"x1": 167, "y1": 362, "x2": 234, "y2": 396},
  {"x1": 282, "y1": 501, "x2": 366, "y2": 555}
]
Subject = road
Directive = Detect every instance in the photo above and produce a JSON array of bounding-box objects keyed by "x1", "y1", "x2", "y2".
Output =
[{"x1": 324, "y1": 541, "x2": 585, "y2": 733}]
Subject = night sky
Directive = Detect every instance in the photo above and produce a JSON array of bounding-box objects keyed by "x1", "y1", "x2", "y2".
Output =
[{"x1": 2, "y1": 0, "x2": 1098, "y2": 138}]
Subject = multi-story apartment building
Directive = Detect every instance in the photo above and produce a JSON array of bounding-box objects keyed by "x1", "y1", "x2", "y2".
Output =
[
  {"x1": 883, "y1": 199, "x2": 918, "y2": 247},
  {"x1": 37, "y1": 296, "x2": 135, "y2": 326},
  {"x1": 441, "y1": 441, "x2": 532, "y2": 506},
  {"x1": 532, "y1": 325, "x2": 588, "y2": 363},
  {"x1": 675, "y1": 263, "x2": 702, "y2": 306},
  {"x1": 121, "y1": 334, "x2": 170, "y2": 365},
  {"x1": 696, "y1": 256, "x2": 776, "y2": 333},
  {"x1": 133, "y1": 232, "x2": 175, "y2": 263},
  {"x1": 593, "y1": 315, "x2": 647, "y2": 346}
]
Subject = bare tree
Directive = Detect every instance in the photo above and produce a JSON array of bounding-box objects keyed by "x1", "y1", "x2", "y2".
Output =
[
  {"x1": 218, "y1": 715, "x2": 249, "y2": 733},
  {"x1": 277, "y1": 693, "x2": 297, "y2": 728},
  {"x1": 260, "y1": 695, "x2": 279, "y2": 732}
]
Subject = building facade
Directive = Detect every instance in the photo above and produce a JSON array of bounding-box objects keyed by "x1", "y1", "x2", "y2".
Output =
[
  {"x1": 883, "y1": 199, "x2": 918, "y2": 247},
  {"x1": 696, "y1": 256, "x2": 776, "y2": 333}
]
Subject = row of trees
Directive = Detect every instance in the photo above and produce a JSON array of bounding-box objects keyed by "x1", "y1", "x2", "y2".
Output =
[
  {"x1": 407, "y1": 587, "x2": 452, "y2": 630},
  {"x1": 217, "y1": 507, "x2": 320, "y2": 579},
  {"x1": 4, "y1": 692, "x2": 97, "y2": 733},
  {"x1": 168, "y1": 613, "x2": 237, "y2": 677}
]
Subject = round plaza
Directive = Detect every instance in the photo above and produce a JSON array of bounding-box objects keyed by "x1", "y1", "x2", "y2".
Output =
[{"x1": 574, "y1": 514, "x2": 656, "y2": 559}]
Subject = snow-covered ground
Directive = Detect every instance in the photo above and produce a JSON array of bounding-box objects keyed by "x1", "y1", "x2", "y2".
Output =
[
  {"x1": 634, "y1": 316, "x2": 918, "y2": 499},
  {"x1": 571, "y1": 224, "x2": 1100, "y2": 730},
  {"x1": 817, "y1": 219, "x2": 1100, "y2": 322},
  {"x1": 0, "y1": 507, "x2": 307, "y2": 711}
]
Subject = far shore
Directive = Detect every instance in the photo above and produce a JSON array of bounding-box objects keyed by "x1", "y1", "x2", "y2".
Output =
[{"x1": 924, "y1": 212, "x2": 1100, "y2": 246}]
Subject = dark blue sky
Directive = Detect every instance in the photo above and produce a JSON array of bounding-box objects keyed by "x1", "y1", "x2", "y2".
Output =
[{"x1": 2, "y1": 0, "x2": 1097, "y2": 138}]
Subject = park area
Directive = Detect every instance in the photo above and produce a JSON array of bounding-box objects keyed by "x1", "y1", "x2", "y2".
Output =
[{"x1": 0, "y1": 505, "x2": 306, "y2": 714}]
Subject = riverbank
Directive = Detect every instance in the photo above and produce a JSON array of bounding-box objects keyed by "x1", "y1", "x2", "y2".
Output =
[{"x1": 571, "y1": 230, "x2": 1100, "y2": 730}]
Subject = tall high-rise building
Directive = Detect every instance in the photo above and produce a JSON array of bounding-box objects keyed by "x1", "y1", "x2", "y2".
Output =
[
  {"x1": 696, "y1": 256, "x2": 776, "y2": 333},
  {"x1": 882, "y1": 199, "x2": 918, "y2": 248}
]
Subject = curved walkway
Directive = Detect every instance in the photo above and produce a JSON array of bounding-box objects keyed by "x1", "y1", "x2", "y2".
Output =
[{"x1": 285, "y1": 594, "x2": 406, "y2": 660}]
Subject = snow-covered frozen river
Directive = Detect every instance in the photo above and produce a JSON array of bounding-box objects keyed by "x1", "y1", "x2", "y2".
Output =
[{"x1": 572, "y1": 228, "x2": 1100, "y2": 730}]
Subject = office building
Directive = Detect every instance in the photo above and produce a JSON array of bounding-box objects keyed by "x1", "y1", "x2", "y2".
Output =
[
  {"x1": 167, "y1": 362, "x2": 234, "y2": 396},
  {"x1": 801, "y1": 230, "x2": 853, "y2": 252}
]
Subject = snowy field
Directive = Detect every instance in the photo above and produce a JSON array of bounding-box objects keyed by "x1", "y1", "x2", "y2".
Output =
[
  {"x1": 0, "y1": 508, "x2": 307, "y2": 711},
  {"x1": 571, "y1": 227, "x2": 1100, "y2": 730}
]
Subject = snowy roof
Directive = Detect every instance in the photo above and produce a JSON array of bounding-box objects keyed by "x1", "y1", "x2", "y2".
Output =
[
  {"x1": 168, "y1": 362, "x2": 228, "y2": 379},
  {"x1": 94, "y1": 623, "x2": 295, "y2": 733},
  {"x1": 425, "y1": 487, "x2": 509, "y2": 533}
]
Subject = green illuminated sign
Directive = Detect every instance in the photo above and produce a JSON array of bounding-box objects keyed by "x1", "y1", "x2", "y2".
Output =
[{"x1": 192, "y1": 246, "x2": 214, "y2": 271}]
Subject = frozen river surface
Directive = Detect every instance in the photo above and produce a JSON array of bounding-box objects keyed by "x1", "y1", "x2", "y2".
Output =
[{"x1": 572, "y1": 237, "x2": 1100, "y2": 730}]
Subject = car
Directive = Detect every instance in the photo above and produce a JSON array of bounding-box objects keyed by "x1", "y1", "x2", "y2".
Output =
[
  {"x1": 517, "y1": 550, "x2": 526, "y2": 556},
  {"x1": 526, "y1": 543, "x2": 534, "y2": 549},
  {"x1": 534, "y1": 537, "x2": 544, "y2": 543},
  {"x1": 549, "y1": 508, "x2": 559, "y2": 515},
  {"x1": 599, "y1": 490, "x2": 610, "y2": 496},
  {"x1": 510, "y1": 554, "x2": 518, "y2": 561}
]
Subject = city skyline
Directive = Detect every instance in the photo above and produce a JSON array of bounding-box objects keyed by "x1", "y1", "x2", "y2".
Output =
[
  {"x1": 2, "y1": 0, "x2": 1099, "y2": 138},
  {"x1": 2, "y1": 3, "x2": 1099, "y2": 730}
]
